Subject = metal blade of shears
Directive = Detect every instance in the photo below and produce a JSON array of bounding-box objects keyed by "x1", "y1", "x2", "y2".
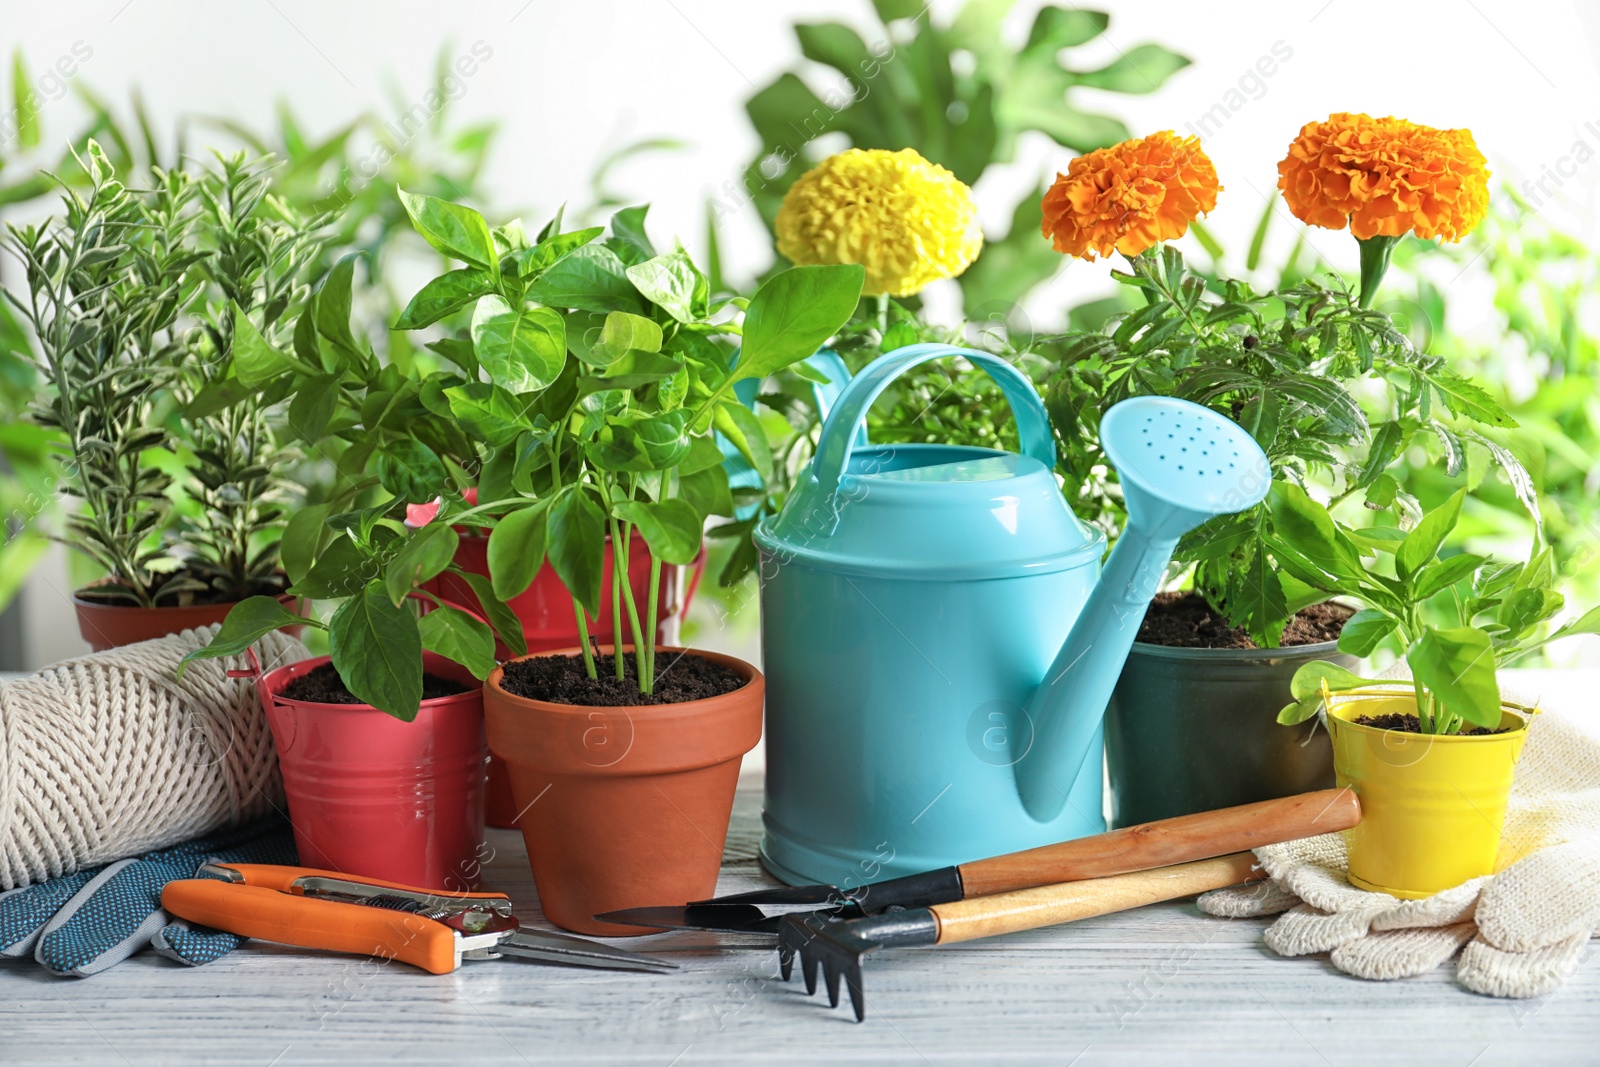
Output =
[{"x1": 477, "y1": 926, "x2": 679, "y2": 973}]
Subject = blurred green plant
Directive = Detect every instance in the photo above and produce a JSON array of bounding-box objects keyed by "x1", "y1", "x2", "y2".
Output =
[{"x1": 739, "y1": 1, "x2": 1189, "y2": 317}]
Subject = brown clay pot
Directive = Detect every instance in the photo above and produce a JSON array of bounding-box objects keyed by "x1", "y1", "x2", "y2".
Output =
[
  {"x1": 73, "y1": 582, "x2": 304, "y2": 652},
  {"x1": 483, "y1": 646, "x2": 763, "y2": 936}
]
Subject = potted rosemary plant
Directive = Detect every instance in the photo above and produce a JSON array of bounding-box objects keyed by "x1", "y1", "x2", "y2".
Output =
[
  {"x1": 1034, "y1": 122, "x2": 1526, "y2": 825},
  {"x1": 4, "y1": 143, "x2": 323, "y2": 648},
  {"x1": 1275, "y1": 487, "x2": 1600, "y2": 897}
]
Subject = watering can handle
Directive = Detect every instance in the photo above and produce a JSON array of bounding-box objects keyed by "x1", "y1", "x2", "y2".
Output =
[{"x1": 809, "y1": 343, "x2": 1056, "y2": 499}]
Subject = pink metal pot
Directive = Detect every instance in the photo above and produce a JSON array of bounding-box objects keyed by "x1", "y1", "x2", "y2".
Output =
[{"x1": 250, "y1": 651, "x2": 488, "y2": 892}]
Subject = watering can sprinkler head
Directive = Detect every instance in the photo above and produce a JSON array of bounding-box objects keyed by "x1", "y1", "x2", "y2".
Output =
[{"x1": 1014, "y1": 395, "x2": 1272, "y2": 822}]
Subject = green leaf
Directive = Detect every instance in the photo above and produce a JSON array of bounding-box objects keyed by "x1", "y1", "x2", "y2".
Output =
[
  {"x1": 1496, "y1": 587, "x2": 1564, "y2": 639},
  {"x1": 418, "y1": 605, "x2": 496, "y2": 680},
  {"x1": 294, "y1": 536, "x2": 370, "y2": 599},
  {"x1": 487, "y1": 501, "x2": 550, "y2": 601},
  {"x1": 713, "y1": 400, "x2": 772, "y2": 480},
  {"x1": 625, "y1": 250, "x2": 708, "y2": 324},
  {"x1": 506, "y1": 226, "x2": 604, "y2": 277},
  {"x1": 280, "y1": 504, "x2": 332, "y2": 585},
  {"x1": 471, "y1": 296, "x2": 566, "y2": 393},
  {"x1": 547, "y1": 487, "x2": 607, "y2": 616},
  {"x1": 580, "y1": 310, "x2": 663, "y2": 367},
  {"x1": 526, "y1": 244, "x2": 643, "y2": 314},
  {"x1": 287, "y1": 374, "x2": 340, "y2": 441},
  {"x1": 378, "y1": 440, "x2": 449, "y2": 502},
  {"x1": 1267, "y1": 482, "x2": 1361, "y2": 580},
  {"x1": 1358, "y1": 421, "x2": 1405, "y2": 487},
  {"x1": 329, "y1": 582, "x2": 424, "y2": 721},
  {"x1": 10, "y1": 53, "x2": 40, "y2": 149},
  {"x1": 680, "y1": 464, "x2": 733, "y2": 519},
  {"x1": 1409, "y1": 626, "x2": 1501, "y2": 729},
  {"x1": 385, "y1": 523, "x2": 459, "y2": 607},
  {"x1": 444, "y1": 382, "x2": 529, "y2": 447},
  {"x1": 680, "y1": 433, "x2": 728, "y2": 476},
  {"x1": 578, "y1": 350, "x2": 683, "y2": 393},
  {"x1": 1077, "y1": 44, "x2": 1191, "y2": 94},
  {"x1": 1290, "y1": 659, "x2": 1379, "y2": 699},
  {"x1": 177, "y1": 596, "x2": 319, "y2": 675},
  {"x1": 232, "y1": 304, "x2": 293, "y2": 387},
  {"x1": 1413, "y1": 553, "x2": 1486, "y2": 601},
  {"x1": 1024, "y1": 7, "x2": 1109, "y2": 50},
  {"x1": 453, "y1": 569, "x2": 527, "y2": 656},
  {"x1": 395, "y1": 268, "x2": 495, "y2": 330},
  {"x1": 731, "y1": 265, "x2": 864, "y2": 383},
  {"x1": 1236, "y1": 545, "x2": 1288, "y2": 647},
  {"x1": 315, "y1": 253, "x2": 364, "y2": 358},
  {"x1": 1424, "y1": 369, "x2": 1517, "y2": 429},
  {"x1": 609, "y1": 204, "x2": 655, "y2": 257},
  {"x1": 1336, "y1": 608, "x2": 1397, "y2": 657},
  {"x1": 426, "y1": 336, "x2": 479, "y2": 378},
  {"x1": 587, "y1": 411, "x2": 690, "y2": 473},
  {"x1": 1364, "y1": 474, "x2": 1399, "y2": 512},
  {"x1": 1396, "y1": 488, "x2": 1465, "y2": 580},
  {"x1": 185, "y1": 378, "x2": 257, "y2": 419},
  {"x1": 613, "y1": 499, "x2": 703, "y2": 565},
  {"x1": 398, "y1": 188, "x2": 497, "y2": 270}
]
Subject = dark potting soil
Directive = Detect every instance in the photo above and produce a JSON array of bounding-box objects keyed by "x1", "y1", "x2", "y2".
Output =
[
  {"x1": 1136, "y1": 591, "x2": 1353, "y2": 650},
  {"x1": 1352, "y1": 712, "x2": 1512, "y2": 736},
  {"x1": 77, "y1": 567, "x2": 288, "y2": 608},
  {"x1": 498, "y1": 651, "x2": 746, "y2": 707},
  {"x1": 281, "y1": 662, "x2": 469, "y2": 705}
]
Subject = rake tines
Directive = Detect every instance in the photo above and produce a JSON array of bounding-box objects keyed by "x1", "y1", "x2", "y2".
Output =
[
  {"x1": 777, "y1": 913, "x2": 875, "y2": 1020},
  {"x1": 777, "y1": 908, "x2": 940, "y2": 1021}
]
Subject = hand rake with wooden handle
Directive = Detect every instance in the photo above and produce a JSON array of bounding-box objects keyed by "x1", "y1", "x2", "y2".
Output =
[{"x1": 778, "y1": 852, "x2": 1267, "y2": 1021}]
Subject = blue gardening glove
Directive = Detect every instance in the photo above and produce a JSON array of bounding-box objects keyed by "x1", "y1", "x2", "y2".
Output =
[{"x1": 0, "y1": 820, "x2": 296, "y2": 976}]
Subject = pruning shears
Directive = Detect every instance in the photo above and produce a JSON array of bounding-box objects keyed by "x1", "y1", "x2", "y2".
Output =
[{"x1": 162, "y1": 864, "x2": 676, "y2": 974}]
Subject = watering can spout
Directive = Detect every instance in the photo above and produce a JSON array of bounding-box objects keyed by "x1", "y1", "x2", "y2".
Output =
[{"x1": 1013, "y1": 398, "x2": 1273, "y2": 823}]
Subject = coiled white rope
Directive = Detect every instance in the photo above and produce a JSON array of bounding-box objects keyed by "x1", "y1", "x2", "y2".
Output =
[{"x1": 0, "y1": 625, "x2": 309, "y2": 890}]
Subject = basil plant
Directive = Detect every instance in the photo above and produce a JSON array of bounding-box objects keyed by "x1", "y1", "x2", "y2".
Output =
[{"x1": 1273, "y1": 486, "x2": 1600, "y2": 735}]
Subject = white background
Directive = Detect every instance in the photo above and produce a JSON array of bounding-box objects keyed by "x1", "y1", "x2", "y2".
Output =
[{"x1": 5, "y1": 0, "x2": 1600, "y2": 665}]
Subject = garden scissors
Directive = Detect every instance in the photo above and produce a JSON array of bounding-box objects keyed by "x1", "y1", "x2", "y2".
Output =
[{"x1": 162, "y1": 864, "x2": 676, "y2": 975}]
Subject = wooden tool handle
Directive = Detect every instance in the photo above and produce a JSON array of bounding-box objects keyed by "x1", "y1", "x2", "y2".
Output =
[
  {"x1": 957, "y1": 788, "x2": 1357, "y2": 897},
  {"x1": 162, "y1": 880, "x2": 461, "y2": 974},
  {"x1": 932, "y1": 852, "x2": 1262, "y2": 944}
]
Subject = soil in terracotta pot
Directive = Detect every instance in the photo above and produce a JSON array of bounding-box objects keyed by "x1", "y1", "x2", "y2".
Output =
[
  {"x1": 498, "y1": 652, "x2": 745, "y2": 707},
  {"x1": 76, "y1": 566, "x2": 288, "y2": 607},
  {"x1": 281, "y1": 662, "x2": 469, "y2": 705},
  {"x1": 1352, "y1": 712, "x2": 1513, "y2": 736},
  {"x1": 1137, "y1": 591, "x2": 1352, "y2": 649}
]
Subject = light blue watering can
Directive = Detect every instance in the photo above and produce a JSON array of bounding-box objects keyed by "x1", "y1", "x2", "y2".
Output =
[{"x1": 754, "y1": 343, "x2": 1272, "y2": 886}]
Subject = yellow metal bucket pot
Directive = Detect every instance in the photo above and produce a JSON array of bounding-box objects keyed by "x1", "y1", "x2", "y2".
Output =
[{"x1": 1326, "y1": 690, "x2": 1532, "y2": 899}]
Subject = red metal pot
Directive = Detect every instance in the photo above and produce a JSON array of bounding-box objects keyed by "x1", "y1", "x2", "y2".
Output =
[
  {"x1": 431, "y1": 535, "x2": 704, "y2": 828},
  {"x1": 252, "y1": 651, "x2": 488, "y2": 892}
]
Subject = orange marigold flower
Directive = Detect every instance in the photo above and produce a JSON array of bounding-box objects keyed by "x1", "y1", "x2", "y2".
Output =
[
  {"x1": 1277, "y1": 113, "x2": 1490, "y2": 242},
  {"x1": 1040, "y1": 131, "x2": 1221, "y2": 260}
]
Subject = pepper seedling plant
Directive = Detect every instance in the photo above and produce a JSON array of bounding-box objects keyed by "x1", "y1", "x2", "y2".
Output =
[
  {"x1": 387, "y1": 190, "x2": 864, "y2": 694},
  {"x1": 1273, "y1": 486, "x2": 1600, "y2": 734}
]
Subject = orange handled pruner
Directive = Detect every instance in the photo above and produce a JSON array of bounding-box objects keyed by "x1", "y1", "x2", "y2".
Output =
[{"x1": 161, "y1": 864, "x2": 676, "y2": 975}]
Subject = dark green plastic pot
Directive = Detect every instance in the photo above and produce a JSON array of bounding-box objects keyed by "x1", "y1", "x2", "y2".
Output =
[{"x1": 1104, "y1": 640, "x2": 1358, "y2": 827}]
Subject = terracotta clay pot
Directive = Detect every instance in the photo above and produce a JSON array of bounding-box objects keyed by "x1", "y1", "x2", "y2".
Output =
[
  {"x1": 483, "y1": 646, "x2": 762, "y2": 935},
  {"x1": 74, "y1": 582, "x2": 302, "y2": 652},
  {"x1": 257, "y1": 652, "x2": 488, "y2": 892},
  {"x1": 432, "y1": 536, "x2": 704, "y2": 829}
]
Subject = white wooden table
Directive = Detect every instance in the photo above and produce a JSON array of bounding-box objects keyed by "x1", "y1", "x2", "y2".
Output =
[{"x1": 3, "y1": 671, "x2": 1598, "y2": 1065}]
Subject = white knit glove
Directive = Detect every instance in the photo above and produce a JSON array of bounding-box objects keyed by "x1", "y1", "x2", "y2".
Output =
[{"x1": 1199, "y1": 680, "x2": 1600, "y2": 998}]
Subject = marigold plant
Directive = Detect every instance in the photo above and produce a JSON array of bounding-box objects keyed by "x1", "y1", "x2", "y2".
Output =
[
  {"x1": 775, "y1": 148, "x2": 982, "y2": 298},
  {"x1": 1040, "y1": 131, "x2": 1220, "y2": 261}
]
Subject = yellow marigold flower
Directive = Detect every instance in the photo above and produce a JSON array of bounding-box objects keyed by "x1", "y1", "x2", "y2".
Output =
[
  {"x1": 774, "y1": 148, "x2": 982, "y2": 298},
  {"x1": 1040, "y1": 131, "x2": 1221, "y2": 261},
  {"x1": 1277, "y1": 113, "x2": 1490, "y2": 242}
]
